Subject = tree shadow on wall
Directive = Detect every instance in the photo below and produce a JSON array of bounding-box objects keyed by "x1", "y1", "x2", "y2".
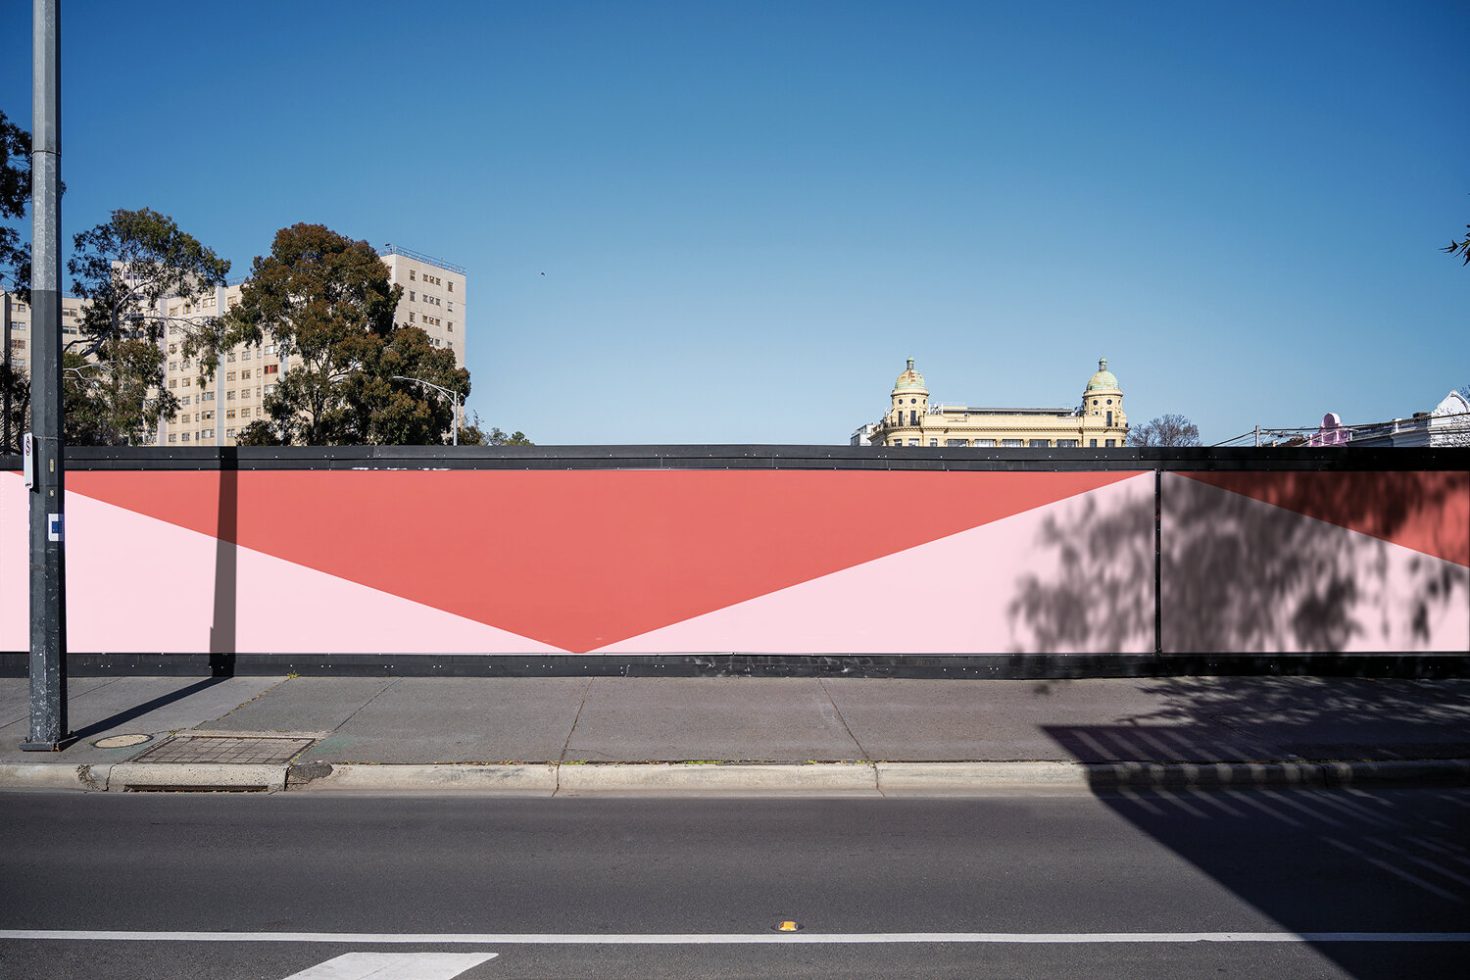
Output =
[
  {"x1": 1006, "y1": 477, "x2": 1156, "y2": 653},
  {"x1": 1010, "y1": 471, "x2": 1469, "y2": 656}
]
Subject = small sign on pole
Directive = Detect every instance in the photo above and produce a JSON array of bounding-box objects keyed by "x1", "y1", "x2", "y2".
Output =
[{"x1": 22, "y1": 431, "x2": 34, "y2": 490}]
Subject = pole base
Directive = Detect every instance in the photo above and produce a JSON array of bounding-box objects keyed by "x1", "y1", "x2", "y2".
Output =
[{"x1": 19, "y1": 735, "x2": 77, "y2": 752}]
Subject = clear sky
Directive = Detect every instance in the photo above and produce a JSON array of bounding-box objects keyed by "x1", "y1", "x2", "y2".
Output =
[{"x1": 1, "y1": 1, "x2": 1466, "y2": 444}]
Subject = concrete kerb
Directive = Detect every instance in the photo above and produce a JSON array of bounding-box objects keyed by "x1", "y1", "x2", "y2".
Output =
[{"x1": 2, "y1": 758, "x2": 1469, "y2": 795}]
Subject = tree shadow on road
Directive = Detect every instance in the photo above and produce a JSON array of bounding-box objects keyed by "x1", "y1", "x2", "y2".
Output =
[{"x1": 1041, "y1": 674, "x2": 1470, "y2": 979}]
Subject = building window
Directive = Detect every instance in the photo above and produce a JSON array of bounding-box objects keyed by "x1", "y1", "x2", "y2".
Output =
[
  {"x1": 1089, "y1": 439, "x2": 1098, "y2": 447},
  {"x1": 1106, "y1": 411, "x2": 1113, "y2": 427},
  {"x1": 1105, "y1": 439, "x2": 1116, "y2": 447},
  {"x1": 447, "y1": 321, "x2": 453, "y2": 332},
  {"x1": 264, "y1": 364, "x2": 278, "y2": 375},
  {"x1": 180, "y1": 432, "x2": 190, "y2": 442},
  {"x1": 973, "y1": 438, "x2": 996, "y2": 447},
  {"x1": 1057, "y1": 439, "x2": 1078, "y2": 448},
  {"x1": 225, "y1": 428, "x2": 236, "y2": 438},
  {"x1": 167, "y1": 433, "x2": 177, "y2": 443},
  {"x1": 1029, "y1": 439, "x2": 1049, "y2": 447},
  {"x1": 241, "y1": 408, "x2": 251, "y2": 418},
  {"x1": 907, "y1": 438, "x2": 920, "y2": 446},
  {"x1": 201, "y1": 428, "x2": 214, "y2": 439},
  {"x1": 928, "y1": 439, "x2": 938, "y2": 447},
  {"x1": 1001, "y1": 439, "x2": 1023, "y2": 447},
  {"x1": 409, "y1": 269, "x2": 416, "y2": 281},
  {"x1": 945, "y1": 439, "x2": 967, "y2": 447},
  {"x1": 226, "y1": 371, "x2": 236, "y2": 382},
  {"x1": 909, "y1": 411, "x2": 917, "y2": 426},
  {"x1": 241, "y1": 369, "x2": 251, "y2": 379},
  {"x1": 447, "y1": 282, "x2": 453, "y2": 292}
]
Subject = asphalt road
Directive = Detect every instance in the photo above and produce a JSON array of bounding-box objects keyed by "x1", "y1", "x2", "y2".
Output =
[{"x1": 1, "y1": 787, "x2": 1467, "y2": 978}]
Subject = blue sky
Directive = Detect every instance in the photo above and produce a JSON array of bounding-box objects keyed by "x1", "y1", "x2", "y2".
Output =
[{"x1": 2, "y1": 0, "x2": 1466, "y2": 444}]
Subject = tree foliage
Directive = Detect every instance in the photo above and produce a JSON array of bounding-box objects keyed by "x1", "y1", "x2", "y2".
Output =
[
  {"x1": 213, "y1": 223, "x2": 473, "y2": 446},
  {"x1": 456, "y1": 412, "x2": 533, "y2": 446},
  {"x1": 65, "y1": 208, "x2": 230, "y2": 444},
  {"x1": 0, "y1": 108, "x2": 29, "y2": 297},
  {"x1": 1445, "y1": 223, "x2": 1470, "y2": 266},
  {"x1": 1126, "y1": 413, "x2": 1200, "y2": 447}
]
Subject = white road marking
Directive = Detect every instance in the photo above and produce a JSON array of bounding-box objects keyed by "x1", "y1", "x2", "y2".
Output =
[
  {"x1": 1, "y1": 930, "x2": 1468, "y2": 945},
  {"x1": 281, "y1": 951, "x2": 496, "y2": 979}
]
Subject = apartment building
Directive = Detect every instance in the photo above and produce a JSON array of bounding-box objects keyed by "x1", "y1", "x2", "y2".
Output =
[{"x1": 2, "y1": 244, "x2": 466, "y2": 447}]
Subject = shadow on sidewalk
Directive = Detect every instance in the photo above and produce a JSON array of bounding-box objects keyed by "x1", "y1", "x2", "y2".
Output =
[
  {"x1": 66, "y1": 676, "x2": 229, "y2": 743},
  {"x1": 1042, "y1": 677, "x2": 1470, "y2": 979}
]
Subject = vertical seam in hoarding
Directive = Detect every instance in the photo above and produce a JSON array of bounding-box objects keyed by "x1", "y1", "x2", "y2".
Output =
[{"x1": 1154, "y1": 468, "x2": 1163, "y2": 657}]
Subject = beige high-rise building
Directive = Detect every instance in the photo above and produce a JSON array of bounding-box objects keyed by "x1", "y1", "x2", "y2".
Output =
[
  {"x1": 2, "y1": 244, "x2": 466, "y2": 447},
  {"x1": 857, "y1": 357, "x2": 1130, "y2": 448}
]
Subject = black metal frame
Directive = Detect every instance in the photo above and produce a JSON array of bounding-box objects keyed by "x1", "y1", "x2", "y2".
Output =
[
  {"x1": 3, "y1": 444, "x2": 1467, "y2": 472},
  {"x1": 3, "y1": 445, "x2": 1466, "y2": 678}
]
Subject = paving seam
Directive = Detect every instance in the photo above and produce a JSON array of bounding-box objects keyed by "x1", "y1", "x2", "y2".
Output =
[
  {"x1": 322, "y1": 677, "x2": 401, "y2": 738},
  {"x1": 817, "y1": 677, "x2": 874, "y2": 769},
  {"x1": 556, "y1": 678, "x2": 595, "y2": 766}
]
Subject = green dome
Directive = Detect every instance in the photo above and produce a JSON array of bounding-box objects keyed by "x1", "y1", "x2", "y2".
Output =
[
  {"x1": 1084, "y1": 357, "x2": 1120, "y2": 392},
  {"x1": 893, "y1": 357, "x2": 928, "y2": 392}
]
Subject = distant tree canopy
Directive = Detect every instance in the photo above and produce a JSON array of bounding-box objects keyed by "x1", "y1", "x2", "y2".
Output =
[
  {"x1": 457, "y1": 413, "x2": 533, "y2": 446},
  {"x1": 1126, "y1": 413, "x2": 1200, "y2": 447},
  {"x1": 66, "y1": 208, "x2": 230, "y2": 445}
]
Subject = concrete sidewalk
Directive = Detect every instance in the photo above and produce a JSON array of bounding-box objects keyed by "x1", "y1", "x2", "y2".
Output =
[{"x1": 2, "y1": 675, "x2": 1469, "y2": 794}]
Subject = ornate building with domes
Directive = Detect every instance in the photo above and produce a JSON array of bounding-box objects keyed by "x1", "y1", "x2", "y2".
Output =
[{"x1": 855, "y1": 357, "x2": 1129, "y2": 448}]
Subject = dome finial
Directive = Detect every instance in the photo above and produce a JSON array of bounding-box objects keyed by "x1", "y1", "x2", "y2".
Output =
[
  {"x1": 906, "y1": 357, "x2": 915, "y2": 370},
  {"x1": 1099, "y1": 357, "x2": 1108, "y2": 371}
]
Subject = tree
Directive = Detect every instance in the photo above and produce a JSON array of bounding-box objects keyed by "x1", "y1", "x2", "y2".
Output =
[
  {"x1": 65, "y1": 208, "x2": 230, "y2": 444},
  {"x1": 456, "y1": 412, "x2": 534, "y2": 446},
  {"x1": 0, "y1": 358, "x2": 28, "y2": 451},
  {"x1": 202, "y1": 224, "x2": 404, "y2": 445},
  {"x1": 346, "y1": 325, "x2": 470, "y2": 445},
  {"x1": 1127, "y1": 413, "x2": 1200, "y2": 447},
  {"x1": 0, "y1": 109, "x2": 29, "y2": 297},
  {"x1": 1444, "y1": 223, "x2": 1470, "y2": 266}
]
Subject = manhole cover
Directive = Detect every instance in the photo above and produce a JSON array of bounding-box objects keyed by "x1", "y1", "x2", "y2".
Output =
[
  {"x1": 136, "y1": 735, "x2": 314, "y2": 765},
  {"x1": 94, "y1": 733, "x2": 152, "y2": 749}
]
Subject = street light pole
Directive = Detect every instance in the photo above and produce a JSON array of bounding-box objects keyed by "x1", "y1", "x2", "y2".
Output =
[
  {"x1": 22, "y1": 0, "x2": 69, "y2": 751},
  {"x1": 391, "y1": 375, "x2": 461, "y2": 446}
]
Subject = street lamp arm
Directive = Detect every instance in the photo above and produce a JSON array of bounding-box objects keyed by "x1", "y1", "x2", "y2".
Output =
[
  {"x1": 390, "y1": 374, "x2": 463, "y2": 446},
  {"x1": 391, "y1": 374, "x2": 456, "y2": 400}
]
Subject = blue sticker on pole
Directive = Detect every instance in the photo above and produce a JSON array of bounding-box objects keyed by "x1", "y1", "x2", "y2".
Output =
[{"x1": 48, "y1": 513, "x2": 62, "y2": 542}]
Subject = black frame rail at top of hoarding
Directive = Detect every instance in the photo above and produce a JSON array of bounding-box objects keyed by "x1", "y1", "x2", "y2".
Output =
[{"x1": 1, "y1": 443, "x2": 1467, "y2": 472}]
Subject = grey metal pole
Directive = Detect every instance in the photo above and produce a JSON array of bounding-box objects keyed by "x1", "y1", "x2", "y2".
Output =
[
  {"x1": 453, "y1": 391, "x2": 459, "y2": 446},
  {"x1": 22, "y1": 0, "x2": 69, "y2": 751}
]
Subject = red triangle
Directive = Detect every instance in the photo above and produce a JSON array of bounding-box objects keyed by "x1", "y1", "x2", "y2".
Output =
[
  {"x1": 71, "y1": 469, "x2": 1140, "y2": 652},
  {"x1": 1180, "y1": 471, "x2": 1468, "y2": 567}
]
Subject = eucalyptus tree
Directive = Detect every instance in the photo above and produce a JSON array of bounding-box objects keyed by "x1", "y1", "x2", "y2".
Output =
[{"x1": 66, "y1": 208, "x2": 229, "y2": 444}]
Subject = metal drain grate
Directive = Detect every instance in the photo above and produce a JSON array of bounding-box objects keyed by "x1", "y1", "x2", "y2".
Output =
[{"x1": 136, "y1": 734, "x2": 314, "y2": 766}]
